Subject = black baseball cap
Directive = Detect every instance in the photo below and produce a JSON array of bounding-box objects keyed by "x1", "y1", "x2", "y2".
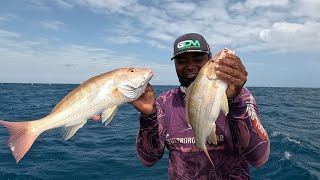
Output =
[{"x1": 171, "y1": 33, "x2": 211, "y2": 60}]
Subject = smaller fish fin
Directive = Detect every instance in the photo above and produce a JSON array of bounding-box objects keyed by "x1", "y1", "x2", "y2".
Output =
[
  {"x1": 184, "y1": 83, "x2": 193, "y2": 125},
  {"x1": 62, "y1": 121, "x2": 86, "y2": 141},
  {"x1": 206, "y1": 70, "x2": 217, "y2": 80},
  {"x1": 101, "y1": 106, "x2": 119, "y2": 126},
  {"x1": 221, "y1": 93, "x2": 229, "y2": 116},
  {"x1": 208, "y1": 123, "x2": 218, "y2": 145},
  {"x1": 206, "y1": 62, "x2": 218, "y2": 80}
]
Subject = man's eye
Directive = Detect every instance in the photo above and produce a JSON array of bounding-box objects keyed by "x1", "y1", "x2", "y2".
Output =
[
  {"x1": 193, "y1": 59, "x2": 204, "y2": 63},
  {"x1": 175, "y1": 59, "x2": 186, "y2": 64}
]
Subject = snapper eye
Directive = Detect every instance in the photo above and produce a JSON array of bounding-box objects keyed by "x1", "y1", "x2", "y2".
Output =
[{"x1": 129, "y1": 68, "x2": 134, "y2": 72}]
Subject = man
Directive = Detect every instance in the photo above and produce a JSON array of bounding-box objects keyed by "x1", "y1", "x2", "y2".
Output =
[{"x1": 131, "y1": 33, "x2": 270, "y2": 179}]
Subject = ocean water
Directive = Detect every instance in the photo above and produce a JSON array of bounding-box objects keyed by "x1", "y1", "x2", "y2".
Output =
[{"x1": 0, "y1": 83, "x2": 319, "y2": 180}]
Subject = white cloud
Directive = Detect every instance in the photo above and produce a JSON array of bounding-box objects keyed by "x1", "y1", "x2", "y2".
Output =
[
  {"x1": 66, "y1": 0, "x2": 320, "y2": 54},
  {"x1": 146, "y1": 30, "x2": 173, "y2": 42},
  {"x1": 0, "y1": 14, "x2": 20, "y2": 24},
  {"x1": 293, "y1": 0, "x2": 320, "y2": 19},
  {"x1": 0, "y1": 17, "x2": 5, "y2": 22},
  {"x1": 0, "y1": 28, "x2": 174, "y2": 84},
  {"x1": 54, "y1": 0, "x2": 74, "y2": 9},
  {"x1": 74, "y1": 0, "x2": 137, "y2": 13},
  {"x1": 106, "y1": 35, "x2": 141, "y2": 44},
  {"x1": 229, "y1": 0, "x2": 289, "y2": 13},
  {"x1": 104, "y1": 20, "x2": 143, "y2": 44},
  {"x1": 1, "y1": 0, "x2": 320, "y2": 86},
  {"x1": 41, "y1": 20, "x2": 66, "y2": 31},
  {"x1": 166, "y1": 2, "x2": 197, "y2": 16},
  {"x1": 0, "y1": 29, "x2": 20, "y2": 38},
  {"x1": 259, "y1": 21, "x2": 320, "y2": 52},
  {"x1": 25, "y1": 0, "x2": 52, "y2": 11},
  {"x1": 3, "y1": 0, "x2": 320, "y2": 54},
  {"x1": 245, "y1": 0, "x2": 289, "y2": 9}
]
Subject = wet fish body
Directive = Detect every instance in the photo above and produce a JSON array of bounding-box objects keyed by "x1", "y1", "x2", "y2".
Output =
[
  {"x1": 185, "y1": 48, "x2": 234, "y2": 165},
  {"x1": 0, "y1": 68, "x2": 153, "y2": 163}
]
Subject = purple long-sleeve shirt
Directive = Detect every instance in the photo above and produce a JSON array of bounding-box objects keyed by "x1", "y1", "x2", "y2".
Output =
[{"x1": 136, "y1": 87, "x2": 270, "y2": 179}]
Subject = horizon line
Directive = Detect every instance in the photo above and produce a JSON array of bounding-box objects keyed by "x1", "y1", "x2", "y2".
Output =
[{"x1": 0, "y1": 82, "x2": 319, "y2": 89}]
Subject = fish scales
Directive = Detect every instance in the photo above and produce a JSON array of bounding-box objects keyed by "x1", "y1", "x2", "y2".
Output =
[
  {"x1": 185, "y1": 48, "x2": 234, "y2": 166},
  {"x1": 0, "y1": 68, "x2": 153, "y2": 163}
]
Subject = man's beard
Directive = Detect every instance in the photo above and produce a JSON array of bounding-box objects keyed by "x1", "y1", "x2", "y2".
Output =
[{"x1": 178, "y1": 74, "x2": 196, "y2": 87}]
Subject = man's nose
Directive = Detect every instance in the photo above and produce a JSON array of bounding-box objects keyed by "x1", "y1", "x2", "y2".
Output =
[{"x1": 185, "y1": 62, "x2": 196, "y2": 71}]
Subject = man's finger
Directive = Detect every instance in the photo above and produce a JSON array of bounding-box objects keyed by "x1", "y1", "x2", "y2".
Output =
[
  {"x1": 215, "y1": 64, "x2": 241, "y2": 79},
  {"x1": 215, "y1": 63, "x2": 247, "y2": 82},
  {"x1": 222, "y1": 54, "x2": 247, "y2": 73},
  {"x1": 218, "y1": 58, "x2": 242, "y2": 71},
  {"x1": 216, "y1": 70, "x2": 244, "y2": 85}
]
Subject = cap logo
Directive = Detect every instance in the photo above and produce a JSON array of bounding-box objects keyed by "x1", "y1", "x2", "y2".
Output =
[{"x1": 177, "y1": 40, "x2": 200, "y2": 49}]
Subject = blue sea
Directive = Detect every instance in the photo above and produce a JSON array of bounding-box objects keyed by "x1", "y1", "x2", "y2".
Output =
[{"x1": 0, "y1": 83, "x2": 319, "y2": 180}]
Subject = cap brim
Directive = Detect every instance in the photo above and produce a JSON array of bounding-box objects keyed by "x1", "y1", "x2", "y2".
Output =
[{"x1": 171, "y1": 50, "x2": 210, "y2": 60}]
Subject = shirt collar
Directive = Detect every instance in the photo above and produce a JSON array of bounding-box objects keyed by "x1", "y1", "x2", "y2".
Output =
[{"x1": 180, "y1": 86, "x2": 187, "y2": 93}]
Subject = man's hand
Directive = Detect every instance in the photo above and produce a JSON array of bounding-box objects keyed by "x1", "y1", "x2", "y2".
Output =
[
  {"x1": 130, "y1": 83, "x2": 156, "y2": 116},
  {"x1": 92, "y1": 115, "x2": 100, "y2": 122},
  {"x1": 215, "y1": 53, "x2": 248, "y2": 99}
]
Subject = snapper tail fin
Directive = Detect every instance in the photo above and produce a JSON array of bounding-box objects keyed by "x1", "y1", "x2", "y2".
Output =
[{"x1": 0, "y1": 120, "x2": 40, "y2": 163}]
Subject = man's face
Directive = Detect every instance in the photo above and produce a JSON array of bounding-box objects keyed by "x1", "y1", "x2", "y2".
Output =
[{"x1": 174, "y1": 52, "x2": 209, "y2": 78}]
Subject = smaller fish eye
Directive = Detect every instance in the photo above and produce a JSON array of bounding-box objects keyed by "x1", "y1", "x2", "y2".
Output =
[{"x1": 130, "y1": 69, "x2": 134, "y2": 72}]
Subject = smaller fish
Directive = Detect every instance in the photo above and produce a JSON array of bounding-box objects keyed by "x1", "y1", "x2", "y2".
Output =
[
  {"x1": 185, "y1": 48, "x2": 235, "y2": 166},
  {"x1": 0, "y1": 68, "x2": 153, "y2": 163}
]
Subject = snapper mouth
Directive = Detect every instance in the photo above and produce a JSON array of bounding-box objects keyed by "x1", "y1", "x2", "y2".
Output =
[
  {"x1": 142, "y1": 69, "x2": 154, "y2": 82},
  {"x1": 115, "y1": 69, "x2": 154, "y2": 99},
  {"x1": 127, "y1": 70, "x2": 153, "y2": 99},
  {"x1": 134, "y1": 69, "x2": 153, "y2": 92}
]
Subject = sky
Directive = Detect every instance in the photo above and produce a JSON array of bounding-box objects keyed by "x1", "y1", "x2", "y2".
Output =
[{"x1": 0, "y1": 0, "x2": 319, "y2": 87}]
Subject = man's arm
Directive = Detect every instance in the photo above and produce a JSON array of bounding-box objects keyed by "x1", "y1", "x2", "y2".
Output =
[
  {"x1": 131, "y1": 84, "x2": 166, "y2": 166},
  {"x1": 136, "y1": 100, "x2": 166, "y2": 167},
  {"x1": 228, "y1": 87, "x2": 270, "y2": 168}
]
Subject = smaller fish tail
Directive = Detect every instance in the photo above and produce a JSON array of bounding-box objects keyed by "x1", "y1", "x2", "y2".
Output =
[
  {"x1": 0, "y1": 120, "x2": 40, "y2": 163},
  {"x1": 203, "y1": 147, "x2": 215, "y2": 168},
  {"x1": 197, "y1": 140, "x2": 215, "y2": 167}
]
